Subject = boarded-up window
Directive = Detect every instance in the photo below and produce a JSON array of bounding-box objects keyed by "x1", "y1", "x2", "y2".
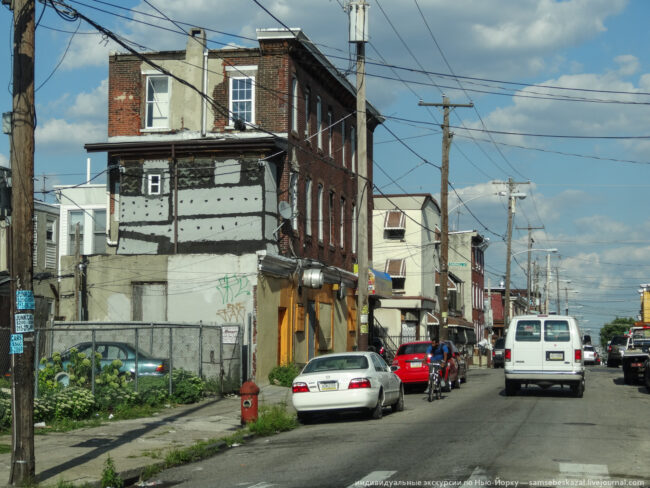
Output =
[
  {"x1": 132, "y1": 282, "x2": 167, "y2": 321},
  {"x1": 318, "y1": 302, "x2": 332, "y2": 350}
]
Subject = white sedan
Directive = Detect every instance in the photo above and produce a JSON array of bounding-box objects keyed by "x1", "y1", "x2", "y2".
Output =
[
  {"x1": 583, "y1": 345, "x2": 596, "y2": 365},
  {"x1": 291, "y1": 351, "x2": 404, "y2": 422}
]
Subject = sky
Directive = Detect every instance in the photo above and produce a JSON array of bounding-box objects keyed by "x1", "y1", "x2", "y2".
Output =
[{"x1": 2, "y1": 0, "x2": 650, "y2": 340}]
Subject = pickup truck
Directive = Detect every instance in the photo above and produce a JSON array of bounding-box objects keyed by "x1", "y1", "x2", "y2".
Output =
[{"x1": 621, "y1": 326, "x2": 650, "y2": 384}]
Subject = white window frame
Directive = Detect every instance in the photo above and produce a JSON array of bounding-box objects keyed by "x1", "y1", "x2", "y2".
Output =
[
  {"x1": 351, "y1": 126, "x2": 356, "y2": 174},
  {"x1": 341, "y1": 119, "x2": 346, "y2": 167},
  {"x1": 93, "y1": 209, "x2": 107, "y2": 254},
  {"x1": 316, "y1": 96, "x2": 322, "y2": 150},
  {"x1": 229, "y1": 76, "x2": 255, "y2": 126},
  {"x1": 305, "y1": 178, "x2": 312, "y2": 237},
  {"x1": 328, "y1": 110, "x2": 333, "y2": 156},
  {"x1": 291, "y1": 77, "x2": 299, "y2": 133},
  {"x1": 304, "y1": 88, "x2": 311, "y2": 137},
  {"x1": 317, "y1": 183, "x2": 324, "y2": 242},
  {"x1": 148, "y1": 174, "x2": 161, "y2": 195},
  {"x1": 145, "y1": 75, "x2": 170, "y2": 130},
  {"x1": 68, "y1": 210, "x2": 84, "y2": 256},
  {"x1": 289, "y1": 172, "x2": 298, "y2": 231},
  {"x1": 340, "y1": 197, "x2": 345, "y2": 249}
]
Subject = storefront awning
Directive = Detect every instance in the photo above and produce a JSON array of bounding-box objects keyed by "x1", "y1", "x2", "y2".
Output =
[{"x1": 369, "y1": 268, "x2": 392, "y2": 297}]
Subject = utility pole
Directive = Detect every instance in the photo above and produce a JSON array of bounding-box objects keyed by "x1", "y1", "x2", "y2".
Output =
[
  {"x1": 494, "y1": 178, "x2": 528, "y2": 330},
  {"x1": 533, "y1": 260, "x2": 540, "y2": 313},
  {"x1": 545, "y1": 253, "x2": 551, "y2": 314},
  {"x1": 418, "y1": 96, "x2": 472, "y2": 340},
  {"x1": 517, "y1": 225, "x2": 544, "y2": 313},
  {"x1": 349, "y1": 1, "x2": 370, "y2": 350},
  {"x1": 555, "y1": 260, "x2": 562, "y2": 315},
  {"x1": 9, "y1": 0, "x2": 36, "y2": 484}
]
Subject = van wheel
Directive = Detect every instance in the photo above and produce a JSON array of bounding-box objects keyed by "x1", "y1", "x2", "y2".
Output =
[
  {"x1": 571, "y1": 380, "x2": 584, "y2": 398},
  {"x1": 505, "y1": 379, "x2": 517, "y2": 396}
]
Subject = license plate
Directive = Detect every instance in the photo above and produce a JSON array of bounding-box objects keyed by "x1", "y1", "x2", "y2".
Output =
[
  {"x1": 547, "y1": 351, "x2": 564, "y2": 361},
  {"x1": 631, "y1": 362, "x2": 643, "y2": 368},
  {"x1": 410, "y1": 361, "x2": 422, "y2": 368},
  {"x1": 495, "y1": 352, "x2": 503, "y2": 357},
  {"x1": 319, "y1": 381, "x2": 338, "y2": 391}
]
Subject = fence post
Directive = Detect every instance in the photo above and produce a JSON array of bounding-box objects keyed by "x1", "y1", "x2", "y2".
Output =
[
  {"x1": 198, "y1": 322, "x2": 203, "y2": 379},
  {"x1": 91, "y1": 330, "x2": 96, "y2": 396},
  {"x1": 168, "y1": 327, "x2": 173, "y2": 397},
  {"x1": 134, "y1": 328, "x2": 139, "y2": 392},
  {"x1": 34, "y1": 329, "x2": 39, "y2": 399},
  {"x1": 220, "y1": 326, "x2": 224, "y2": 395}
]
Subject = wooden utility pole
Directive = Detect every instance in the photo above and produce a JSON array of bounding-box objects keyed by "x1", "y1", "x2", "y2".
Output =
[
  {"x1": 493, "y1": 178, "x2": 529, "y2": 330},
  {"x1": 418, "y1": 97, "x2": 472, "y2": 340},
  {"x1": 9, "y1": 0, "x2": 36, "y2": 484},
  {"x1": 349, "y1": 1, "x2": 370, "y2": 350},
  {"x1": 516, "y1": 225, "x2": 544, "y2": 313}
]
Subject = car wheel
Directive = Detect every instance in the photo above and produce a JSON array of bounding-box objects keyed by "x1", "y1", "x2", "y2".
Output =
[
  {"x1": 456, "y1": 378, "x2": 461, "y2": 389},
  {"x1": 606, "y1": 360, "x2": 613, "y2": 367},
  {"x1": 369, "y1": 391, "x2": 384, "y2": 419},
  {"x1": 392, "y1": 386, "x2": 405, "y2": 412},
  {"x1": 505, "y1": 379, "x2": 517, "y2": 396},
  {"x1": 296, "y1": 412, "x2": 313, "y2": 424},
  {"x1": 623, "y1": 366, "x2": 632, "y2": 385}
]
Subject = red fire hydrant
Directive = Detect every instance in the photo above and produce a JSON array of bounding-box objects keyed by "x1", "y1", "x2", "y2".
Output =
[{"x1": 240, "y1": 380, "x2": 260, "y2": 425}]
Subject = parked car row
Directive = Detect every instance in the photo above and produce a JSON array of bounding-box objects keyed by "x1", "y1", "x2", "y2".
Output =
[{"x1": 290, "y1": 339, "x2": 470, "y2": 423}]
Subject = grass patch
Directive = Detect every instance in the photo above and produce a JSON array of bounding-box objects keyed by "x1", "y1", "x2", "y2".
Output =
[
  {"x1": 35, "y1": 417, "x2": 104, "y2": 434},
  {"x1": 246, "y1": 403, "x2": 298, "y2": 436},
  {"x1": 0, "y1": 443, "x2": 10, "y2": 454}
]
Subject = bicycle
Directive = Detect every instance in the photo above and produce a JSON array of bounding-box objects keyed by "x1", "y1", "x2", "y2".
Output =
[{"x1": 427, "y1": 361, "x2": 443, "y2": 402}]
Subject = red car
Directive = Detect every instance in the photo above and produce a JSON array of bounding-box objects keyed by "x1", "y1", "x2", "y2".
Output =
[{"x1": 391, "y1": 341, "x2": 431, "y2": 387}]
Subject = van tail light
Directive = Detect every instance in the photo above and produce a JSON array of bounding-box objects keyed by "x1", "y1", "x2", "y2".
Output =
[
  {"x1": 574, "y1": 349, "x2": 582, "y2": 362},
  {"x1": 348, "y1": 378, "x2": 372, "y2": 389},
  {"x1": 292, "y1": 382, "x2": 310, "y2": 393},
  {"x1": 505, "y1": 349, "x2": 511, "y2": 361}
]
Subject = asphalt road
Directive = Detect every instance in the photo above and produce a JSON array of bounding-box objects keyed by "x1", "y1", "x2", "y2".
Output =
[{"x1": 149, "y1": 366, "x2": 650, "y2": 488}]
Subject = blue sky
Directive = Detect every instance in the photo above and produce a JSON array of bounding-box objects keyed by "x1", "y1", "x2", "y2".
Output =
[{"x1": 2, "y1": 0, "x2": 649, "y2": 339}]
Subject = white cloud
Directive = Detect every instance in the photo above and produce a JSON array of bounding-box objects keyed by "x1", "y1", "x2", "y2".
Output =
[
  {"x1": 0, "y1": 153, "x2": 8, "y2": 168},
  {"x1": 60, "y1": 35, "x2": 118, "y2": 71},
  {"x1": 67, "y1": 79, "x2": 108, "y2": 120},
  {"x1": 615, "y1": 55, "x2": 640, "y2": 76},
  {"x1": 35, "y1": 119, "x2": 106, "y2": 152}
]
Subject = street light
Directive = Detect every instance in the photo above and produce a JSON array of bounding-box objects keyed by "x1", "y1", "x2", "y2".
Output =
[{"x1": 511, "y1": 248, "x2": 558, "y2": 313}]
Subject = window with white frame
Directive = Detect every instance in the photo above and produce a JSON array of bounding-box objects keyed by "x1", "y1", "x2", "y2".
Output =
[
  {"x1": 68, "y1": 210, "x2": 84, "y2": 256},
  {"x1": 304, "y1": 88, "x2": 311, "y2": 137},
  {"x1": 145, "y1": 75, "x2": 169, "y2": 129},
  {"x1": 45, "y1": 219, "x2": 57, "y2": 269},
  {"x1": 229, "y1": 76, "x2": 255, "y2": 125},
  {"x1": 328, "y1": 190, "x2": 334, "y2": 245},
  {"x1": 328, "y1": 110, "x2": 333, "y2": 156},
  {"x1": 340, "y1": 197, "x2": 345, "y2": 249},
  {"x1": 291, "y1": 77, "x2": 298, "y2": 133},
  {"x1": 148, "y1": 174, "x2": 161, "y2": 195},
  {"x1": 341, "y1": 119, "x2": 346, "y2": 167},
  {"x1": 289, "y1": 172, "x2": 298, "y2": 231},
  {"x1": 93, "y1": 209, "x2": 107, "y2": 254},
  {"x1": 305, "y1": 178, "x2": 312, "y2": 236},
  {"x1": 317, "y1": 183, "x2": 324, "y2": 242},
  {"x1": 351, "y1": 126, "x2": 356, "y2": 173},
  {"x1": 316, "y1": 96, "x2": 322, "y2": 150},
  {"x1": 351, "y1": 203, "x2": 357, "y2": 253}
]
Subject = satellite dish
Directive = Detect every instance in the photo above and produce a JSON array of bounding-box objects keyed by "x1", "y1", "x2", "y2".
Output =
[{"x1": 278, "y1": 201, "x2": 292, "y2": 220}]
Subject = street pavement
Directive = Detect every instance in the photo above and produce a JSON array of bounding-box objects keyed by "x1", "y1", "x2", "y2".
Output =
[{"x1": 0, "y1": 385, "x2": 293, "y2": 487}]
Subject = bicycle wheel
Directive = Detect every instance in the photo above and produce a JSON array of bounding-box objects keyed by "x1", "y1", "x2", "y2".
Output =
[
  {"x1": 428, "y1": 377, "x2": 435, "y2": 402},
  {"x1": 435, "y1": 377, "x2": 442, "y2": 399}
]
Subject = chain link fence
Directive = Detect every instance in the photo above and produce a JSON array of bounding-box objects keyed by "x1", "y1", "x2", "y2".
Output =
[{"x1": 1, "y1": 321, "x2": 243, "y2": 397}]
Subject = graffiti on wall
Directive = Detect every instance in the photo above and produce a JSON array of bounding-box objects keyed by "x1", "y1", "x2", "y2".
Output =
[
  {"x1": 216, "y1": 275, "x2": 251, "y2": 304},
  {"x1": 216, "y1": 302, "x2": 246, "y2": 323}
]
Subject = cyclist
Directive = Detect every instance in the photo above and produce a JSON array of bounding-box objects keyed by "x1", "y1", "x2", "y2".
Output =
[{"x1": 427, "y1": 339, "x2": 450, "y2": 387}]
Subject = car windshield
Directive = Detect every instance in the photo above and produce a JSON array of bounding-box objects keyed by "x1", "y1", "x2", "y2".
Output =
[
  {"x1": 632, "y1": 329, "x2": 650, "y2": 342},
  {"x1": 584, "y1": 346, "x2": 594, "y2": 351},
  {"x1": 396, "y1": 343, "x2": 429, "y2": 355},
  {"x1": 302, "y1": 355, "x2": 369, "y2": 373}
]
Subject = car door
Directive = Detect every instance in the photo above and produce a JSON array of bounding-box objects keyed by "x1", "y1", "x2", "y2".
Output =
[
  {"x1": 371, "y1": 353, "x2": 399, "y2": 403},
  {"x1": 512, "y1": 319, "x2": 543, "y2": 371},
  {"x1": 542, "y1": 319, "x2": 574, "y2": 372}
]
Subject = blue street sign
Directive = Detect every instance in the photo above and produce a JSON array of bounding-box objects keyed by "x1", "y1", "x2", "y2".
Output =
[
  {"x1": 16, "y1": 290, "x2": 35, "y2": 310},
  {"x1": 10, "y1": 334, "x2": 23, "y2": 354}
]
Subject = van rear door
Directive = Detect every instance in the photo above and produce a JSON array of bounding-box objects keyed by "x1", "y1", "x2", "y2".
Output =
[
  {"x1": 542, "y1": 319, "x2": 574, "y2": 372},
  {"x1": 512, "y1": 319, "x2": 543, "y2": 371}
]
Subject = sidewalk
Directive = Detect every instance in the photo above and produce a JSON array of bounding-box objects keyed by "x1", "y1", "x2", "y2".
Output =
[{"x1": 0, "y1": 385, "x2": 293, "y2": 487}]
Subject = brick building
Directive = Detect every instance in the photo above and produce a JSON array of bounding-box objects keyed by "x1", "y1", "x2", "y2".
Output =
[{"x1": 76, "y1": 28, "x2": 383, "y2": 384}]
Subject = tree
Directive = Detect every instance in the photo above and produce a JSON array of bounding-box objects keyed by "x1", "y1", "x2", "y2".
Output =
[{"x1": 600, "y1": 317, "x2": 635, "y2": 348}]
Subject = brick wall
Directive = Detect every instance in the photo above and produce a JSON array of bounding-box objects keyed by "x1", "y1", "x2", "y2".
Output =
[{"x1": 108, "y1": 55, "x2": 143, "y2": 137}]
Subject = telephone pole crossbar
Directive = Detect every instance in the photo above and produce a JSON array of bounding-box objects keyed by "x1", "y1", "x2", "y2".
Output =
[{"x1": 418, "y1": 98, "x2": 473, "y2": 341}]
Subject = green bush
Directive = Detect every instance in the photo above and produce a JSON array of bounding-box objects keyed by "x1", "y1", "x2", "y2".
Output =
[
  {"x1": 268, "y1": 363, "x2": 301, "y2": 387},
  {"x1": 131, "y1": 376, "x2": 168, "y2": 406},
  {"x1": 101, "y1": 455, "x2": 124, "y2": 488},
  {"x1": 247, "y1": 403, "x2": 297, "y2": 436},
  {"x1": 0, "y1": 395, "x2": 11, "y2": 429},
  {"x1": 169, "y1": 369, "x2": 205, "y2": 404}
]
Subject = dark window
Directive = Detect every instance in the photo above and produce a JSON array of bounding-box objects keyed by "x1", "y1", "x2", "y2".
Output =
[{"x1": 515, "y1": 320, "x2": 541, "y2": 342}]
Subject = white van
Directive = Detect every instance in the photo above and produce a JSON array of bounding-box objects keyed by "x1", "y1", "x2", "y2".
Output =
[{"x1": 504, "y1": 314, "x2": 585, "y2": 397}]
